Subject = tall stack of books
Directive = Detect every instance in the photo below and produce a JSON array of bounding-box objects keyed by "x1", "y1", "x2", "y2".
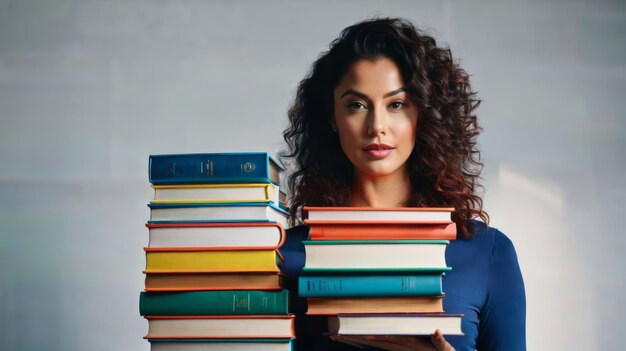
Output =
[
  {"x1": 298, "y1": 207, "x2": 464, "y2": 338},
  {"x1": 140, "y1": 152, "x2": 295, "y2": 351}
]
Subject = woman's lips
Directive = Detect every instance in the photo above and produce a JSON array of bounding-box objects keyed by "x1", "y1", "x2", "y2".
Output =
[{"x1": 363, "y1": 144, "x2": 395, "y2": 159}]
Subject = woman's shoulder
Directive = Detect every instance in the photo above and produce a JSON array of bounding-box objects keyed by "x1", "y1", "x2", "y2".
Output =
[
  {"x1": 463, "y1": 220, "x2": 517, "y2": 250},
  {"x1": 448, "y1": 220, "x2": 520, "y2": 268}
]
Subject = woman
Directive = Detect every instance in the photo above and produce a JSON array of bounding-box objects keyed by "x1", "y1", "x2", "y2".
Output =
[{"x1": 280, "y1": 17, "x2": 526, "y2": 351}]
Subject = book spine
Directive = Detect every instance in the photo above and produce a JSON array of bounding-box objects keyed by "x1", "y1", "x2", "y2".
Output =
[
  {"x1": 149, "y1": 338, "x2": 294, "y2": 343},
  {"x1": 144, "y1": 250, "x2": 280, "y2": 272},
  {"x1": 149, "y1": 154, "x2": 272, "y2": 185},
  {"x1": 298, "y1": 275, "x2": 442, "y2": 297},
  {"x1": 140, "y1": 290, "x2": 289, "y2": 316}
]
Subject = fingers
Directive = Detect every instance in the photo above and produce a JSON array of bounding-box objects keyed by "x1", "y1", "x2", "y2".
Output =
[{"x1": 431, "y1": 329, "x2": 455, "y2": 351}]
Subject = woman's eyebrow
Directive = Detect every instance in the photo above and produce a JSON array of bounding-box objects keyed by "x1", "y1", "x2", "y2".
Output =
[{"x1": 340, "y1": 87, "x2": 406, "y2": 99}]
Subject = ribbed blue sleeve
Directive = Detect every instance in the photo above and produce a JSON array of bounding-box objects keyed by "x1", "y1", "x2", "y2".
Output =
[
  {"x1": 476, "y1": 230, "x2": 526, "y2": 350},
  {"x1": 442, "y1": 223, "x2": 526, "y2": 350}
]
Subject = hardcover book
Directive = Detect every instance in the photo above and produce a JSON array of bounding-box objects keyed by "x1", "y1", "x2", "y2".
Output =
[
  {"x1": 328, "y1": 313, "x2": 463, "y2": 336},
  {"x1": 306, "y1": 296, "x2": 444, "y2": 315},
  {"x1": 149, "y1": 152, "x2": 283, "y2": 185},
  {"x1": 148, "y1": 202, "x2": 288, "y2": 228},
  {"x1": 146, "y1": 222, "x2": 286, "y2": 250},
  {"x1": 304, "y1": 207, "x2": 453, "y2": 223},
  {"x1": 308, "y1": 222, "x2": 456, "y2": 240},
  {"x1": 302, "y1": 240, "x2": 449, "y2": 272},
  {"x1": 149, "y1": 339, "x2": 293, "y2": 351},
  {"x1": 298, "y1": 274, "x2": 443, "y2": 297},
  {"x1": 144, "y1": 315, "x2": 295, "y2": 339},
  {"x1": 139, "y1": 290, "x2": 290, "y2": 316},
  {"x1": 144, "y1": 249, "x2": 283, "y2": 273},
  {"x1": 144, "y1": 272, "x2": 284, "y2": 292},
  {"x1": 151, "y1": 183, "x2": 279, "y2": 205}
]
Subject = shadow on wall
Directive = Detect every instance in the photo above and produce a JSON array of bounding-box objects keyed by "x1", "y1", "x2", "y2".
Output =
[{"x1": 489, "y1": 164, "x2": 597, "y2": 350}]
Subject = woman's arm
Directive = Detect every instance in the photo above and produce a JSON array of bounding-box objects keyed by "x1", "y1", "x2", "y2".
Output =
[{"x1": 476, "y1": 230, "x2": 526, "y2": 350}]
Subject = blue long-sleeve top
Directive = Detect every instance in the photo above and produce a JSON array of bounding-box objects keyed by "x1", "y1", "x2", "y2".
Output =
[{"x1": 281, "y1": 220, "x2": 526, "y2": 351}]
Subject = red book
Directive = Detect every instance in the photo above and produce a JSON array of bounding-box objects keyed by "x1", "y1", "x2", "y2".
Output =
[{"x1": 308, "y1": 222, "x2": 456, "y2": 241}]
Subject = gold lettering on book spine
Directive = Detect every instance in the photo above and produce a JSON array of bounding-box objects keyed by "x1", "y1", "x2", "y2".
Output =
[{"x1": 203, "y1": 160, "x2": 214, "y2": 176}]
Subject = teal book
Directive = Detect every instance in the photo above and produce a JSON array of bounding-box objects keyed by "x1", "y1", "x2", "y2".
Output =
[
  {"x1": 149, "y1": 152, "x2": 283, "y2": 185},
  {"x1": 299, "y1": 274, "x2": 443, "y2": 297},
  {"x1": 139, "y1": 290, "x2": 289, "y2": 316}
]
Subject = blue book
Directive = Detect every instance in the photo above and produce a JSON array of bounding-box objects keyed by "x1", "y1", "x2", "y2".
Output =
[
  {"x1": 149, "y1": 152, "x2": 283, "y2": 185},
  {"x1": 299, "y1": 274, "x2": 443, "y2": 297}
]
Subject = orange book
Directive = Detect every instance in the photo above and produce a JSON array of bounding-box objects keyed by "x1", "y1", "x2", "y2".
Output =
[
  {"x1": 144, "y1": 272, "x2": 284, "y2": 291},
  {"x1": 306, "y1": 296, "x2": 444, "y2": 315},
  {"x1": 144, "y1": 315, "x2": 295, "y2": 339},
  {"x1": 308, "y1": 222, "x2": 456, "y2": 240}
]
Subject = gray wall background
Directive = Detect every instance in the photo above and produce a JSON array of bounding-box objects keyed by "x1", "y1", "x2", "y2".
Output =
[{"x1": 1, "y1": 0, "x2": 625, "y2": 350}]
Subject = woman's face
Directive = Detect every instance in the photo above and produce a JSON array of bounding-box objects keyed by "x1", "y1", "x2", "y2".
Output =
[{"x1": 332, "y1": 58, "x2": 419, "y2": 180}]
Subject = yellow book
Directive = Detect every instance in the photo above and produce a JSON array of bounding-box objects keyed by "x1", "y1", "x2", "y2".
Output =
[
  {"x1": 151, "y1": 183, "x2": 279, "y2": 204},
  {"x1": 144, "y1": 249, "x2": 282, "y2": 273}
]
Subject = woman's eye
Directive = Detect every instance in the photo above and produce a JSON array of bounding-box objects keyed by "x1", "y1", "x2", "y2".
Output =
[
  {"x1": 347, "y1": 102, "x2": 367, "y2": 111},
  {"x1": 389, "y1": 101, "x2": 406, "y2": 110}
]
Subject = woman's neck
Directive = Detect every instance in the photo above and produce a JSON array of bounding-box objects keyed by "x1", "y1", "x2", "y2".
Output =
[{"x1": 349, "y1": 169, "x2": 412, "y2": 208}]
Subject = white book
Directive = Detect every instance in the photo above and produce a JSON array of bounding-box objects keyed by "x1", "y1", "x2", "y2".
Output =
[
  {"x1": 152, "y1": 183, "x2": 279, "y2": 205},
  {"x1": 329, "y1": 313, "x2": 464, "y2": 335},
  {"x1": 305, "y1": 206, "x2": 453, "y2": 223},
  {"x1": 148, "y1": 202, "x2": 288, "y2": 228},
  {"x1": 151, "y1": 341, "x2": 292, "y2": 351},
  {"x1": 145, "y1": 315, "x2": 294, "y2": 339},
  {"x1": 146, "y1": 223, "x2": 285, "y2": 249},
  {"x1": 303, "y1": 240, "x2": 449, "y2": 271}
]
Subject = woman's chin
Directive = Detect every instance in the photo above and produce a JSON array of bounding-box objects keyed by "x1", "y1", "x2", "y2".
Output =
[{"x1": 354, "y1": 164, "x2": 406, "y2": 179}]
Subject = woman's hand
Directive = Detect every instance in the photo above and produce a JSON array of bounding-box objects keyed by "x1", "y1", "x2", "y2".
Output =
[{"x1": 330, "y1": 329, "x2": 455, "y2": 351}]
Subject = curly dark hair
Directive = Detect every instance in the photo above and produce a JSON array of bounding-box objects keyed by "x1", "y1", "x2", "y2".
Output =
[{"x1": 280, "y1": 17, "x2": 488, "y2": 238}]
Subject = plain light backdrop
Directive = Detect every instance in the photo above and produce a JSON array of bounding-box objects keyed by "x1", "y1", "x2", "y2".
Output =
[{"x1": 1, "y1": 0, "x2": 625, "y2": 350}]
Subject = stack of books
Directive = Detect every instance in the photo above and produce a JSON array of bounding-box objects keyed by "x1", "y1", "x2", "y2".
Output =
[
  {"x1": 140, "y1": 152, "x2": 295, "y2": 351},
  {"x1": 299, "y1": 207, "x2": 464, "y2": 338}
]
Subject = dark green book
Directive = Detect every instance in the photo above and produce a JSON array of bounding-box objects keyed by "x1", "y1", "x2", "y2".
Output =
[{"x1": 139, "y1": 290, "x2": 289, "y2": 316}]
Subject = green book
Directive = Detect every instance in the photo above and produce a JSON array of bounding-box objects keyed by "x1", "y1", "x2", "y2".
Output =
[{"x1": 139, "y1": 290, "x2": 289, "y2": 316}]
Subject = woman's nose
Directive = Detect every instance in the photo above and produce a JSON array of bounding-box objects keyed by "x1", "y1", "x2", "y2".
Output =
[{"x1": 367, "y1": 106, "x2": 387, "y2": 136}]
